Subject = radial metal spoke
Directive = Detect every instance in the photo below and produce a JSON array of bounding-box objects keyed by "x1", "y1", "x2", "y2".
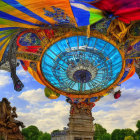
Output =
[
  {"x1": 69, "y1": 81, "x2": 76, "y2": 89},
  {"x1": 93, "y1": 38, "x2": 98, "y2": 49},
  {"x1": 95, "y1": 75, "x2": 103, "y2": 80},
  {"x1": 100, "y1": 42, "x2": 108, "y2": 52},
  {"x1": 67, "y1": 80, "x2": 74, "y2": 88},
  {"x1": 49, "y1": 48, "x2": 69, "y2": 66},
  {"x1": 87, "y1": 82, "x2": 93, "y2": 89},
  {"x1": 83, "y1": 83, "x2": 86, "y2": 91},
  {"x1": 66, "y1": 39, "x2": 71, "y2": 51},
  {"x1": 89, "y1": 81, "x2": 98, "y2": 89},
  {"x1": 112, "y1": 61, "x2": 122, "y2": 67},
  {"x1": 80, "y1": 83, "x2": 83, "y2": 92},
  {"x1": 106, "y1": 48, "x2": 116, "y2": 58},
  {"x1": 45, "y1": 53, "x2": 67, "y2": 70},
  {"x1": 77, "y1": 36, "x2": 79, "y2": 50},
  {"x1": 78, "y1": 82, "x2": 81, "y2": 91},
  {"x1": 56, "y1": 43, "x2": 63, "y2": 52},
  {"x1": 44, "y1": 62, "x2": 65, "y2": 73}
]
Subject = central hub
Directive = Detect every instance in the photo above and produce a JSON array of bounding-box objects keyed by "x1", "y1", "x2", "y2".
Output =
[
  {"x1": 66, "y1": 59, "x2": 97, "y2": 83},
  {"x1": 73, "y1": 70, "x2": 92, "y2": 83}
]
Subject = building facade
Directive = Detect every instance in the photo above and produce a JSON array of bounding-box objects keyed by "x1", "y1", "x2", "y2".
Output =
[{"x1": 51, "y1": 103, "x2": 94, "y2": 140}]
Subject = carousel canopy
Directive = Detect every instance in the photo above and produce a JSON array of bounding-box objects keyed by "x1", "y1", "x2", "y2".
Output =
[
  {"x1": 0, "y1": 0, "x2": 140, "y2": 99},
  {"x1": 41, "y1": 36, "x2": 122, "y2": 94}
]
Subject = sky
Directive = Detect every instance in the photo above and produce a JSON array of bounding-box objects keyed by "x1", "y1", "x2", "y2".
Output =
[{"x1": 0, "y1": 65, "x2": 140, "y2": 134}]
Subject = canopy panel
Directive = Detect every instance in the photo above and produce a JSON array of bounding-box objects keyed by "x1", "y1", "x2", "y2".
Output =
[
  {"x1": 0, "y1": 0, "x2": 139, "y2": 99},
  {"x1": 70, "y1": 1, "x2": 103, "y2": 26},
  {"x1": 0, "y1": 0, "x2": 77, "y2": 27},
  {"x1": 90, "y1": 0, "x2": 140, "y2": 23},
  {"x1": 0, "y1": 0, "x2": 104, "y2": 62}
]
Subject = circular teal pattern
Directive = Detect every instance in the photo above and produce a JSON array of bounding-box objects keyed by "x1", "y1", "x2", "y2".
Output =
[{"x1": 41, "y1": 36, "x2": 122, "y2": 94}]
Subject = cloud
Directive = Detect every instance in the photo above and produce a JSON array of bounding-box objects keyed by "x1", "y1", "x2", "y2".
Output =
[
  {"x1": 93, "y1": 88, "x2": 140, "y2": 133},
  {"x1": 16, "y1": 67, "x2": 33, "y2": 83},
  {"x1": 17, "y1": 68, "x2": 29, "y2": 77},
  {"x1": 18, "y1": 88, "x2": 47, "y2": 104},
  {"x1": 15, "y1": 88, "x2": 70, "y2": 133},
  {"x1": 17, "y1": 87, "x2": 140, "y2": 133},
  {"x1": 8, "y1": 85, "x2": 140, "y2": 134},
  {"x1": 17, "y1": 101, "x2": 70, "y2": 133},
  {"x1": 0, "y1": 70, "x2": 11, "y2": 87}
]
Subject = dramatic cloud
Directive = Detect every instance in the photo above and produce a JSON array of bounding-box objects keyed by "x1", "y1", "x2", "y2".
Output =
[
  {"x1": 16, "y1": 87, "x2": 140, "y2": 133},
  {"x1": 17, "y1": 101, "x2": 70, "y2": 133},
  {"x1": 18, "y1": 88, "x2": 48, "y2": 104},
  {"x1": 93, "y1": 88, "x2": 140, "y2": 133}
]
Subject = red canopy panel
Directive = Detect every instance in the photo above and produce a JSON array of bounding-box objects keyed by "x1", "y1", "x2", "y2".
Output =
[{"x1": 90, "y1": 0, "x2": 140, "y2": 23}]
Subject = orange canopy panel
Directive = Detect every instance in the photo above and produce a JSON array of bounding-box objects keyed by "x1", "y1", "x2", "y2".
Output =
[
  {"x1": 0, "y1": 0, "x2": 77, "y2": 27},
  {"x1": 28, "y1": 67, "x2": 46, "y2": 86},
  {"x1": 119, "y1": 65, "x2": 135, "y2": 85}
]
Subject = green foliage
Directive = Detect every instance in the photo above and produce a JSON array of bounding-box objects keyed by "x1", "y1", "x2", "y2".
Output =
[
  {"x1": 135, "y1": 129, "x2": 140, "y2": 136},
  {"x1": 135, "y1": 120, "x2": 140, "y2": 139},
  {"x1": 135, "y1": 136, "x2": 140, "y2": 140},
  {"x1": 51, "y1": 129, "x2": 61, "y2": 134},
  {"x1": 111, "y1": 129, "x2": 122, "y2": 140},
  {"x1": 94, "y1": 124, "x2": 110, "y2": 140},
  {"x1": 38, "y1": 133, "x2": 51, "y2": 140},
  {"x1": 22, "y1": 125, "x2": 40, "y2": 140},
  {"x1": 22, "y1": 125, "x2": 51, "y2": 140},
  {"x1": 136, "y1": 120, "x2": 140, "y2": 129},
  {"x1": 124, "y1": 129, "x2": 135, "y2": 137},
  {"x1": 111, "y1": 128, "x2": 135, "y2": 140},
  {"x1": 22, "y1": 120, "x2": 140, "y2": 140},
  {"x1": 124, "y1": 136, "x2": 134, "y2": 140},
  {"x1": 102, "y1": 133, "x2": 111, "y2": 140}
]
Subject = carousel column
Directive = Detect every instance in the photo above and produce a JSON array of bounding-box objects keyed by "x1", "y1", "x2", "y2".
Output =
[{"x1": 67, "y1": 101, "x2": 95, "y2": 140}]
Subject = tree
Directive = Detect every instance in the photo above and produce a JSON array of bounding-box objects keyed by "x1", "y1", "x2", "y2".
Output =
[
  {"x1": 111, "y1": 128, "x2": 135, "y2": 140},
  {"x1": 135, "y1": 120, "x2": 140, "y2": 140},
  {"x1": 111, "y1": 129, "x2": 122, "y2": 140},
  {"x1": 124, "y1": 128, "x2": 135, "y2": 137},
  {"x1": 124, "y1": 136, "x2": 134, "y2": 140},
  {"x1": 135, "y1": 120, "x2": 140, "y2": 136},
  {"x1": 22, "y1": 125, "x2": 51, "y2": 140},
  {"x1": 51, "y1": 129, "x2": 61, "y2": 134},
  {"x1": 22, "y1": 125, "x2": 40, "y2": 140},
  {"x1": 102, "y1": 133, "x2": 111, "y2": 140},
  {"x1": 94, "y1": 124, "x2": 110, "y2": 140},
  {"x1": 38, "y1": 133, "x2": 51, "y2": 140},
  {"x1": 136, "y1": 120, "x2": 140, "y2": 129},
  {"x1": 135, "y1": 136, "x2": 140, "y2": 140}
]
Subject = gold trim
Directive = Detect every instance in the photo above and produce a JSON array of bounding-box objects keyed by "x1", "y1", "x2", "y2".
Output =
[
  {"x1": 128, "y1": 21, "x2": 140, "y2": 39},
  {"x1": 107, "y1": 19, "x2": 131, "y2": 43},
  {"x1": 126, "y1": 39, "x2": 140, "y2": 59}
]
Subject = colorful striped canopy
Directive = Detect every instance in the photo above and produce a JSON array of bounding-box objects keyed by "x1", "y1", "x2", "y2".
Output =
[
  {"x1": 0, "y1": 0, "x2": 140, "y2": 96},
  {"x1": 0, "y1": 0, "x2": 104, "y2": 62},
  {"x1": 0, "y1": 0, "x2": 140, "y2": 62}
]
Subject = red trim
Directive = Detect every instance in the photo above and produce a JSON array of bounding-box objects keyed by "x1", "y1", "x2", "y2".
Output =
[{"x1": 17, "y1": 30, "x2": 41, "y2": 53}]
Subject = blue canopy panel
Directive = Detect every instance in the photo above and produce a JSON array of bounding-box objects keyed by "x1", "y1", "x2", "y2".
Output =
[
  {"x1": 0, "y1": 0, "x2": 78, "y2": 28},
  {"x1": 70, "y1": 1, "x2": 104, "y2": 26},
  {"x1": 71, "y1": 4, "x2": 90, "y2": 26}
]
